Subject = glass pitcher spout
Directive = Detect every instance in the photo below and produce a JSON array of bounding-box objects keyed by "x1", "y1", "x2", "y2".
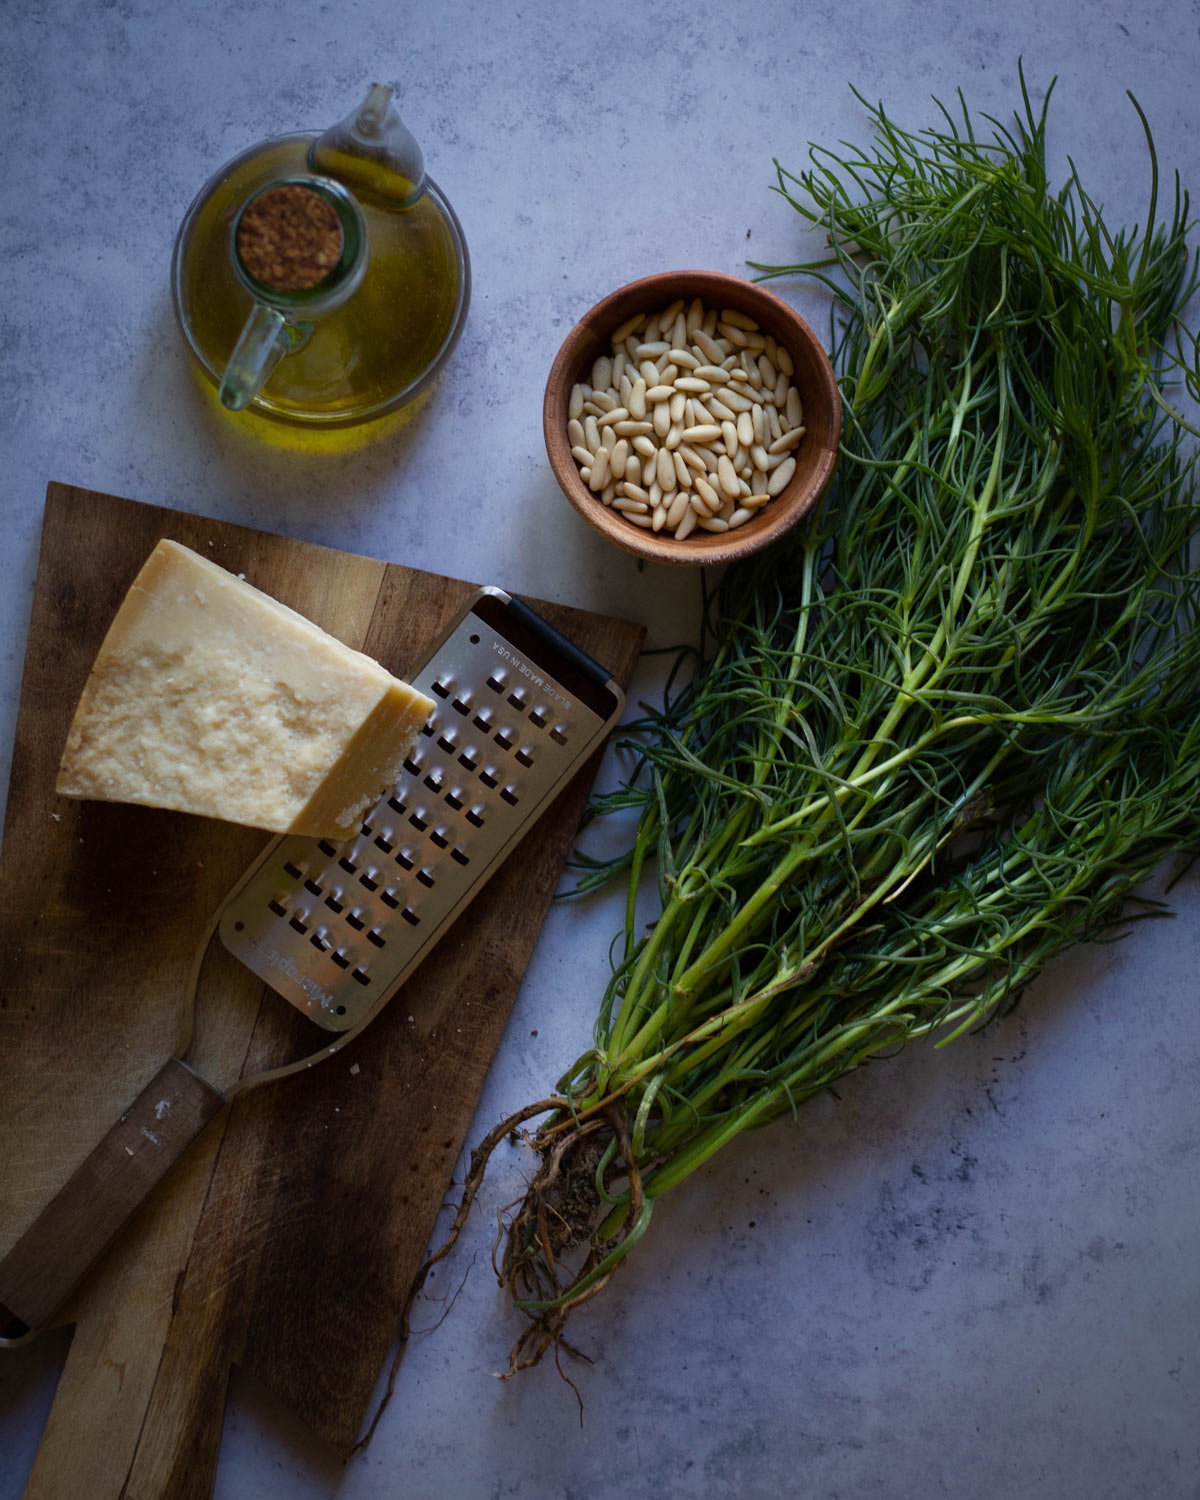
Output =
[{"x1": 308, "y1": 84, "x2": 426, "y2": 208}]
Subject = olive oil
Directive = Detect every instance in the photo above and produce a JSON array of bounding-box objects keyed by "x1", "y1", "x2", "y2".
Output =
[{"x1": 172, "y1": 133, "x2": 468, "y2": 426}]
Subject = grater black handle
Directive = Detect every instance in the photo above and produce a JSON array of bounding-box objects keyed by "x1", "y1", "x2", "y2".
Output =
[
  {"x1": 472, "y1": 590, "x2": 623, "y2": 721},
  {"x1": 502, "y1": 595, "x2": 613, "y2": 688}
]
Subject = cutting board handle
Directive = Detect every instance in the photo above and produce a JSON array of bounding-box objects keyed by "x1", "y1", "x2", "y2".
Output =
[{"x1": 0, "y1": 1057, "x2": 226, "y2": 1338}]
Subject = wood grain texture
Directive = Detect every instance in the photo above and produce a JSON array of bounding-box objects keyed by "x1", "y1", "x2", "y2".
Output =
[
  {"x1": 0, "y1": 483, "x2": 644, "y2": 1500},
  {"x1": 0, "y1": 1058, "x2": 226, "y2": 1334}
]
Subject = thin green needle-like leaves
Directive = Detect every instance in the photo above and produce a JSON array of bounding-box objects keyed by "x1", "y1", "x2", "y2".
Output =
[{"x1": 500, "y1": 71, "x2": 1200, "y2": 1325}]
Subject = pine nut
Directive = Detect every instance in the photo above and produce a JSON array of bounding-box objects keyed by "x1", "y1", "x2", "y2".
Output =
[
  {"x1": 611, "y1": 313, "x2": 646, "y2": 345},
  {"x1": 717, "y1": 454, "x2": 740, "y2": 497},
  {"x1": 693, "y1": 474, "x2": 721, "y2": 511},
  {"x1": 785, "y1": 387, "x2": 803, "y2": 428},
  {"x1": 766, "y1": 456, "x2": 796, "y2": 494},
  {"x1": 692, "y1": 328, "x2": 727, "y2": 363},
  {"x1": 768, "y1": 427, "x2": 805, "y2": 454}
]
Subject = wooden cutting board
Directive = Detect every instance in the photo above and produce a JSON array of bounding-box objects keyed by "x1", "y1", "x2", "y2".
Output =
[{"x1": 0, "y1": 483, "x2": 643, "y2": 1500}]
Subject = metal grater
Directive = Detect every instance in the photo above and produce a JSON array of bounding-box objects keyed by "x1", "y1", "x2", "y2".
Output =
[{"x1": 218, "y1": 587, "x2": 625, "y2": 1033}]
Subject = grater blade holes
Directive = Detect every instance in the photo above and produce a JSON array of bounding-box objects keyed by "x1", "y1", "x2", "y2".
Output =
[
  {"x1": 416, "y1": 868, "x2": 435, "y2": 888},
  {"x1": 289, "y1": 914, "x2": 308, "y2": 934},
  {"x1": 466, "y1": 806, "x2": 485, "y2": 827},
  {"x1": 401, "y1": 907, "x2": 420, "y2": 926},
  {"x1": 500, "y1": 786, "x2": 519, "y2": 805},
  {"x1": 451, "y1": 847, "x2": 469, "y2": 866},
  {"x1": 516, "y1": 747, "x2": 534, "y2": 767},
  {"x1": 268, "y1": 897, "x2": 287, "y2": 918},
  {"x1": 395, "y1": 849, "x2": 415, "y2": 871},
  {"x1": 331, "y1": 951, "x2": 350, "y2": 969},
  {"x1": 375, "y1": 833, "x2": 394, "y2": 853},
  {"x1": 480, "y1": 768, "x2": 498, "y2": 788},
  {"x1": 304, "y1": 877, "x2": 322, "y2": 895},
  {"x1": 317, "y1": 839, "x2": 338, "y2": 856},
  {"x1": 408, "y1": 811, "x2": 428, "y2": 832},
  {"x1": 403, "y1": 754, "x2": 422, "y2": 776},
  {"x1": 494, "y1": 728, "x2": 515, "y2": 750},
  {"x1": 452, "y1": 694, "x2": 471, "y2": 714},
  {"x1": 458, "y1": 748, "x2": 478, "y2": 770},
  {"x1": 550, "y1": 725, "x2": 568, "y2": 745},
  {"x1": 387, "y1": 795, "x2": 405, "y2": 815},
  {"x1": 351, "y1": 968, "x2": 371, "y2": 986},
  {"x1": 445, "y1": 788, "x2": 464, "y2": 810},
  {"x1": 339, "y1": 854, "x2": 358, "y2": 873},
  {"x1": 430, "y1": 828, "x2": 449, "y2": 849},
  {"x1": 346, "y1": 911, "x2": 366, "y2": 931},
  {"x1": 366, "y1": 929, "x2": 386, "y2": 948},
  {"x1": 283, "y1": 860, "x2": 303, "y2": 879},
  {"x1": 325, "y1": 893, "x2": 344, "y2": 913},
  {"x1": 431, "y1": 677, "x2": 451, "y2": 698},
  {"x1": 380, "y1": 889, "x2": 399, "y2": 909}
]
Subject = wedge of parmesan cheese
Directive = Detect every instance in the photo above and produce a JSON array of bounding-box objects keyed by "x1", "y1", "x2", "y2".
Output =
[{"x1": 57, "y1": 538, "x2": 434, "y2": 840}]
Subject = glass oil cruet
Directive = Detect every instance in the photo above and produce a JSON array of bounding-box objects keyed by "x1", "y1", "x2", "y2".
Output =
[{"x1": 171, "y1": 85, "x2": 470, "y2": 427}]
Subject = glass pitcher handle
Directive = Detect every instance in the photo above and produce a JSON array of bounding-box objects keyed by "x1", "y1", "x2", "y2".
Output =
[{"x1": 218, "y1": 304, "x2": 310, "y2": 411}]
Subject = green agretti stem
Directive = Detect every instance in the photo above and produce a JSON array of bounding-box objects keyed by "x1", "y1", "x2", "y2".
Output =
[{"x1": 521, "y1": 68, "x2": 1200, "y2": 1343}]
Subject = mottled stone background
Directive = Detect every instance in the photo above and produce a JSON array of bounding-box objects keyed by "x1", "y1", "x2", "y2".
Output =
[{"x1": 1, "y1": 2, "x2": 1198, "y2": 1497}]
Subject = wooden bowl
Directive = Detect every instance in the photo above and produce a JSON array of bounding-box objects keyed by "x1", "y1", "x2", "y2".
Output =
[{"x1": 543, "y1": 270, "x2": 840, "y2": 566}]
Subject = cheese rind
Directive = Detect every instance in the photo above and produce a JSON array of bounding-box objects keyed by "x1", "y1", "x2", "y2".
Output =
[{"x1": 57, "y1": 539, "x2": 435, "y2": 839}]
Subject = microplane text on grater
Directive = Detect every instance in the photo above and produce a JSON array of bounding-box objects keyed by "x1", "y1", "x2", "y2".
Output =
[{"x1": 217, "y1": 587, "x2": 625, "y2": 1032}]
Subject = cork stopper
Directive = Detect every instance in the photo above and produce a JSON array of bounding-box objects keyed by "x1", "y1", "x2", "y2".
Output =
[{"x1": 235, "y1": 183, "x2": 344, "y2": 292}]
